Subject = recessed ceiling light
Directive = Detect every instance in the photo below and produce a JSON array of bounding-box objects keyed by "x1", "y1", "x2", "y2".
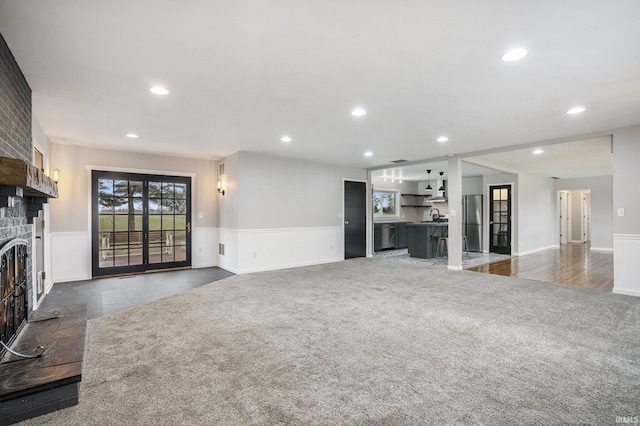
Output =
[
  {"x1": 533, "y1": 149, "x2": 544, "y2": 155},
  {"x1": 567, "y1": 106, "x2": 586, "y2": 115},
  {"x1": 126, "y1": 133, "x2": 139, "y2": 139},
  {"x1": 500, "y1": 48, "x2": 528, "y2": 62},
  {"x1": 364, "y1": 151, "x2": 373, "y2": 157},
  {"x1": 280, "y1": 136, "x2": 292, "y2": 143},
  {"x1": 352, "y1": 108, "x2": 367, "y2": 117},
  {"x1": 150, "y1": 86, "x2": 169, "y2": 95},
  {"x1": 437, "y1": 136, "x2": 449, "y2": 143}
]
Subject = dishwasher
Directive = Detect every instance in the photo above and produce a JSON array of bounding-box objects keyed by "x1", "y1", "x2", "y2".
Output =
[{"x1": 381, "y1": 224, "x2": 396, "y2": 249}]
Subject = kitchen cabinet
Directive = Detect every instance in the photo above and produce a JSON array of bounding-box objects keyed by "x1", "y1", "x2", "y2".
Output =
[
  {"x1": 406, "y1": 223, "x2": 448, "y2": 258},
  {"x1": 374, "y1": 223, "x2": 382, "y2": 252},
  {"x1": 374, "y1": 221, "x2": 410, "y2": 251},
  {"x1": 395, "y1": 222, "x2": 407, "y2": 248}
]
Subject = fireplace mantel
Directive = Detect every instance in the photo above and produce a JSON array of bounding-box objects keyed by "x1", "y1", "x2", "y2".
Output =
[{"x1": 0, "y1": 156, "x2": 58, "y2": 223}]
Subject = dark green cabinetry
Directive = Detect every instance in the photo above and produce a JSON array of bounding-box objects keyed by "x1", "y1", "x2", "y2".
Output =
[
  {"x1": 395, "y1": 222, "x2": 407, "y2": 248},
  {"x1": 374, "y1": 221, "x2": 410, "y2": 252},
  {"x1": 373, "y1": 223, "x2": 382, "y2": 252}
]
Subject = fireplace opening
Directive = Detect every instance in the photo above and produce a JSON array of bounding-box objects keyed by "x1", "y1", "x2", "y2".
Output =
[{"x1": 0, "y1": 239, "x2": 29, "y2": 359}]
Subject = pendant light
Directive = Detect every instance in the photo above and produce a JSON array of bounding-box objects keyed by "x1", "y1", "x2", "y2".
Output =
[
  {"x1": 426, "y1": 170, "x2": 432, "y2": 190},
  {"x1": 438, "y1": 171, "x2": 445, "y2": 191}
]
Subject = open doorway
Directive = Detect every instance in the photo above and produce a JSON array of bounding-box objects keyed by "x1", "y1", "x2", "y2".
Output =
[{"x1": 558, "y1": 189, "x2": 591, "y2": 244}]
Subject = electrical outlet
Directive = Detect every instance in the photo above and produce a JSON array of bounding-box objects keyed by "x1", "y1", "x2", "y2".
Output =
[{"x1": 618, "y1": 208, "x2": 625, "y2": 217}]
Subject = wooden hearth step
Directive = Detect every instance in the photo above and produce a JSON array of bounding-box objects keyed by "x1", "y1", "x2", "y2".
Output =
[{"x1": 0, "y1": 304, "x2": 87, "y2": 425}]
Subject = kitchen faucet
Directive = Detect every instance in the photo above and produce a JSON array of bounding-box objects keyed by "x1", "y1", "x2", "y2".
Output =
[{"x1": 431, "y1": 208, "x2": 440, "y2": 221}]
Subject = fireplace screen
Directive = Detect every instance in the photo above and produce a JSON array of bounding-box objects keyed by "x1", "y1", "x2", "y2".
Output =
[{"x1": 1, "y1": 238, "x2": 28, "y2": 359}]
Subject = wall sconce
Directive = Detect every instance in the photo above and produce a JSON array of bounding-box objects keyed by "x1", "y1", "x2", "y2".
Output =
[
  {"x1": 53, "y1": 169, "x2": 59, "y2": 183},
  {"x1": 217, "y1": 179, "x2": 225, "y2": 195}
]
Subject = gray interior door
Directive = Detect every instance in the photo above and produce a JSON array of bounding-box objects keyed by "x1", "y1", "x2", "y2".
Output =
[{"x1": 344, "y1": 181, "x2": 366, "y2": 259}]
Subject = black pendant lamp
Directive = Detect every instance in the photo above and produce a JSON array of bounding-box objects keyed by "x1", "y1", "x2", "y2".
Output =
[
  {"x1": 426, "y1": 170, "x2": 432, "y2": 190},
  {"x1": 438, "y1": 171, "x2": 445, "y2": 191}
]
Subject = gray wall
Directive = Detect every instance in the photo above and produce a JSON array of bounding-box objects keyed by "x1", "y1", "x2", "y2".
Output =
[
  {"x1": 553, "y1": 175, "x2": 612, "y2": 250},
  {"x1": 517, "y1": 173, "x2": 555, "y2": 253},
  {"x1": 462, "y1": 176, "x2": 483, "y2": 195},
  {"x1": 216, "y1": 152, "x2": 238, "y2": 230},
  {"x1": 50, "y1": 143, "x2": 218, "y2": 233},
  {"x1": 612, "y1": 125, "x2": 640, "y2": 235},
  {"x1": 237, "y1": 152, "x2": 366, "y2": 229}
]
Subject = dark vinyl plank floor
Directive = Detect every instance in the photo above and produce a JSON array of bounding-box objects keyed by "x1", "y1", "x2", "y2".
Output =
[{"x1": 36, "y1": 267, "x2": 235, "y2": 320}]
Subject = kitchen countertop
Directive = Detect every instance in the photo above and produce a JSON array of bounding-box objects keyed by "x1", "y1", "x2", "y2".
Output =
[{"x1": 408, "y1": 222, "x2": 448, "y2": 226}]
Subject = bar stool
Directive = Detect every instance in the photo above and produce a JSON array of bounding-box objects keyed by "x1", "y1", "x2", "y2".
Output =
[
  {"x1": 462, "y1": 235, "x2": 469, "y2": 257},
  {"x1": 437, "y1": 236, "x2": 469, "y2": 257},
  {"x1": 436, "y1": 236, "x2": 448, "y2": 257}
]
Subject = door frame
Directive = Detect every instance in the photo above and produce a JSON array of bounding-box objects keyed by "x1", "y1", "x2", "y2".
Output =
[
  {"x1": 488, "y1": 183, "x2": 513, "y2": 255},
  {"x1": 86, "y1": 166, "x2": 195, "y2": 277},
  {"x1": 342, "y1": 178, "x2": 371, "y2": 258}
]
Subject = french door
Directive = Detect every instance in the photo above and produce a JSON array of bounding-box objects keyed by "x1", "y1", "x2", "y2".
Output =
[
  {"x1": 489, "y1": 184, "x2": 511, "y2": 255},
  {"x1": 92, "y1": 171, "x2": 191, "y2": 277}
]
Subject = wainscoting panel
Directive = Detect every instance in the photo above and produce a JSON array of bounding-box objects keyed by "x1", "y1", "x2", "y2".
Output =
[
  {"x1": 613, "y1": 234, "x2": 640, "y2": 297},
  {"x1": 191, "y1": 226, "x2": 218, "y2": 269},
  {"x1": 51, "y1": 232, "x2": 91, "y2": 283},
  {"x1": 217, "y1": 228, "x2": 239, "y2": 274},
  {"x1": 236, "y1": 226, "x2": 344, "y2": 274}
]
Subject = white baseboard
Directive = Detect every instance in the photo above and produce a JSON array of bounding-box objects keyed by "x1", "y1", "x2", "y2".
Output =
[
  {"x1": 447, "y1": 265, "x2": 463, "y2": 271},
  {"x1": 613, "y1": 288, "x2": 640, "y2": 297},
  {"x1": 590, "y1": 247, "x2": 613, "y2": 252},
  {"x1": 517, "y1": 245, "x2": 556, "y2": 257}
]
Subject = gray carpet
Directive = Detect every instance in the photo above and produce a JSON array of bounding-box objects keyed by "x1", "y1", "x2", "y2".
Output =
[{"x1": 19, "y1": 258, "x2": 640, "y2": 425}]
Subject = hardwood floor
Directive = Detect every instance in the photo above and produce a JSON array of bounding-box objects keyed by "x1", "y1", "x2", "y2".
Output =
[{"x1": 465, "y1": 242, "x2": 614, "y2": 291}]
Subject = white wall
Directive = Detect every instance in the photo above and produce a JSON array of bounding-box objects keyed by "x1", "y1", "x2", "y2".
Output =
[
  {"x1": 612, "y1": 125, "x2": 640, "y2": 296},
  {"x1": 553, "y1": 176, "x2": 612, "y2": 250},
  {"x1": 31, "y1": 118, "x2": 54, "y2": 306},
  {"x1": 517, "y1": 173, "x2": 555, "y2": 255},
  {"x1": 49, "y1": 143, "x2": 218, "y2": 282},
  {"x1": 217, "y1": 152, "x2": 367, "y2": 273}
]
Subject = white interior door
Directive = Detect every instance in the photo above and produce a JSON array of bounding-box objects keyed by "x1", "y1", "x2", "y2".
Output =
[
  {"x1": 582, "y1": 192, "x2": 591, "y2": 243},
  {"x1": 559, "y1": 191, "x2": 568, "y2": 245}
]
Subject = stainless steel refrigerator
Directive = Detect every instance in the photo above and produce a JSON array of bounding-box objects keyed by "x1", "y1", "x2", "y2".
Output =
[{"x1": 463, "y1": 195, "x2": 483, "y2": 252}]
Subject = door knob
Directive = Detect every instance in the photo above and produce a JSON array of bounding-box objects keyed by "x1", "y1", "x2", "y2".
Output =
[{"x1": 344, "y1": 220, "x2": 349, "y2": 225}]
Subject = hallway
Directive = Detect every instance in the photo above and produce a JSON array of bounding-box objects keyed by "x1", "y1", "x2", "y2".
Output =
[{"x1": 465, "y1": 243, "x2": 614, "y2": 291}]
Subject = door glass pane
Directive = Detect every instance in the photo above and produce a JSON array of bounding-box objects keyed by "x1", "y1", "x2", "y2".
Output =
[
  {"x1": 149, "y1": 214, "x2": 162, "y2": 230},
  {"x1": 130, "y1": 181, "x2": 143, "y2": 197},
  {"x1": 149, "y1": 198, "x2": 161, "y2": 213},
  {"x1": 175, "y1": 183, "x2": 186, "y2": 199},
  {"x1": 114, "y1": 180, "x2": 128, "y2": 197}
]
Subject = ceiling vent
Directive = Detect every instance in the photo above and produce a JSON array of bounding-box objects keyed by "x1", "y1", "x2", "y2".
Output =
[{"x1": 390, "y1": 159, "x2": 408, "y2": 164}]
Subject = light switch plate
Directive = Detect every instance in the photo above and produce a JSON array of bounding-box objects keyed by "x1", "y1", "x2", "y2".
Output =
[{"x1": 618, "y1": 208, "x2": 625, "y2": 217}]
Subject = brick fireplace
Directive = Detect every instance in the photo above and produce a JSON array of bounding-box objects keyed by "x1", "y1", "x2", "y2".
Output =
[{"x1": 0, "y1": 32, "x2": 35, "y2": 346}]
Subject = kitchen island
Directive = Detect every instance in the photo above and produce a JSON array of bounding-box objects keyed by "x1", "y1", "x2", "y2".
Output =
[{"x1": 406, "y1": 222, "x2": 448, "y2": 259}]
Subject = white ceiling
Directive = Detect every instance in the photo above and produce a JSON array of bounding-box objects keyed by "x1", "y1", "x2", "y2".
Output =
[{"x1": 1, "y1": 1, "x2": 639, "y2": 173}]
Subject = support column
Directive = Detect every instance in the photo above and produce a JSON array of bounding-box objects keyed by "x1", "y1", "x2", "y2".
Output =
[{"x1": 447, "y1": 156, "x2": 463, "y2": 270}]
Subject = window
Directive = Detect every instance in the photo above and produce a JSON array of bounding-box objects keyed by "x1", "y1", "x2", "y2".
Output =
[{"x1": 373, "y1": 189, "x2": 399, "y2": 218}]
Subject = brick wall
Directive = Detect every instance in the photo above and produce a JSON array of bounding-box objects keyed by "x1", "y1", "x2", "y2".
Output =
[{"x1": 0, "y1": 31, "x2": 34, "y2": 307}]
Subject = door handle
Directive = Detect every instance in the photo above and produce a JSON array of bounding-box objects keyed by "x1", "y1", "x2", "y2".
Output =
[
  {"x1": 186, "y1": 222, "x2": 192, "y2": 232},
  {"x1": 344, "y1": 220, "x2": 349, "y2": 225}
]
